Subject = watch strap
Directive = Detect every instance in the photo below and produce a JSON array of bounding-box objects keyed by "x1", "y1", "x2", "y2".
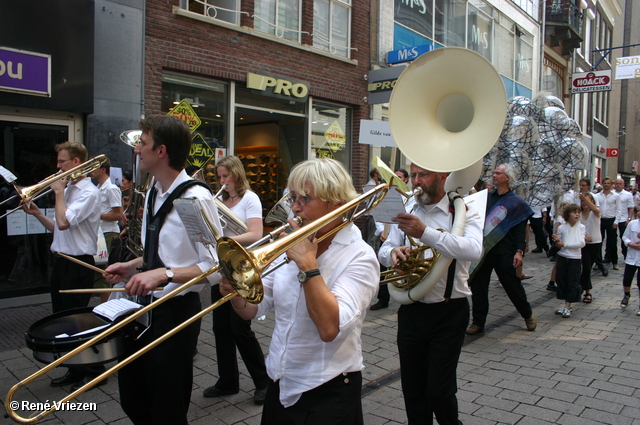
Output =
[{"x1": 300, "y1": 269, "x2": 321, "y2": 283}]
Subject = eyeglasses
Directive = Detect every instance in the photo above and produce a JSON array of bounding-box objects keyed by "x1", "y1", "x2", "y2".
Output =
[{"x1": 286, "y1": 192, "x2": 313, "y2": 207}]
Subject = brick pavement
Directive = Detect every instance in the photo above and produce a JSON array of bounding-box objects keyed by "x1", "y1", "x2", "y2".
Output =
[{"x1": 1, "y1": 244, "x2": 640, "y2": 424}]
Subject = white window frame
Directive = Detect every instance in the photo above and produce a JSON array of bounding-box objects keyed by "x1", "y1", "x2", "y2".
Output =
[
  {"x1": 253, "y1": 0, "x2": 304, "y2": 42},
  {"x1": 312, "y1": 0, "x2": 353, "y2": 58}
]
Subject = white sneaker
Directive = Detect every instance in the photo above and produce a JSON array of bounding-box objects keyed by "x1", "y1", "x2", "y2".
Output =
[
  {"x1": 562, "y1": 307, "x2": 572, "y2": 318},
  {"x1": 637, "y1": 307, "x2": 640, "y2": 317}
]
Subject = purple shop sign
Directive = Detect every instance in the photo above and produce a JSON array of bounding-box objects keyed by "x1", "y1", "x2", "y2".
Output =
[{"x1": 0, "y1": 47, "x2": 51, "y2": 97}]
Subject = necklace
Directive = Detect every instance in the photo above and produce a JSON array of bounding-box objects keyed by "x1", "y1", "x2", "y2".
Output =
[{"x1": 229, "y1": 194, "x2": 238, "y2": 201}]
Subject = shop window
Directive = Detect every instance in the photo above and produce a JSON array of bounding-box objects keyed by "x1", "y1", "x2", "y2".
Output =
[
  {"x1": 162, "y1": 73, "x2": 229, "y2": 185},
  {"x1": 311, "y1": 102, "x2": 351, "y2": 168},
  {"x1": 467, "y1": 3, "x2": 493, "y2": 62},
  {"x1": 313, "y1": 0, "x2": 352, "y2": 58},
  {"x1": 179, "y1": 0, "x2": 244, "y2": 25},
  {"x1": 254, "y1": 0, "x2": 302, "y2": 42},
  {"x1": 542, "y1": 65, "x2": 563, "y2": 100},
  {"x1": 515, "y1": 31, "x2": 533, "y2": 89},
  {"x1": 434, "y1": 0, "x2": 466, "y2": 47},
  {"x1": 495, "y1": 20, "x2": 514, "y2": 80}
]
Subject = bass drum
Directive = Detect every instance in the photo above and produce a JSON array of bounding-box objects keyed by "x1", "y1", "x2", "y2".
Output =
[{"x1": 25, "y1": 307, "x2": 133, "y2": 366}]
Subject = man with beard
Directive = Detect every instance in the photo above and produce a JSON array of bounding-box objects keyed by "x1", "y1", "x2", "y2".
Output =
[
  {"x1": 378, "y1": 163, "x2": 483, "y2": 424},
  {"x1": 466, "y1": 164, "x2": 536, "y2": 335}
]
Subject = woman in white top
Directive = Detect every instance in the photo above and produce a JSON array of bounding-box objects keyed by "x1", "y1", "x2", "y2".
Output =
[
  {"x1": 580, "y1": 192, "x2": 601, "y2": 303},
  {"x1": 204, "y1": 156, "x2": 270, "y2": 404}
]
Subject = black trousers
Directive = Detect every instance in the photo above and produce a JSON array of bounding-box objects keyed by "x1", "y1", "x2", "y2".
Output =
[
  {"x1": 580, "y1": 243, "x2": 600, "y2": 291},
  {"x1": 50, "y1": 254, "x2": 94, "y2": 313},
  {"x1": 469, "y1": 251, "x2": 533, "y2": 328},
  {"x1": 397, "y1": 299, "x2": 468, "y2": 425},
  {"x1": 622, "y1": 264, "x2": 640, "y2": 289},
  {"x1": 556, "y1": 256, "x2": 582, "y2": 303},
  {"x1": 211, "y1": 284, "x2": 269, "y2": 390},
  {"x1": 261, "y1": 372, "x2": 363, "y2": 425},
  {"x1": 530, "y1": 217, "x2": 548, "y2": 251},
  {"x1": 119, "y1": 292, "x2": 201, "y2": 425},
  {"x1": 601, "y1": 217, "x2": 618, "y2": 264},
  {"x1": 618, "y1": 221, "x2": 628, "y2": 258}
]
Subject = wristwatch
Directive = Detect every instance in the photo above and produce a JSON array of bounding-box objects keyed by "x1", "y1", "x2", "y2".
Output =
[
  {"x1": 516, "y1": 249, "x2": 524, "y2": 255},
  {"x1": 165, "y1": 267, "x2": 174, "y2": 283},
  {"x1": 297, "y1": 269, "x2": 321, "y2": 284}
]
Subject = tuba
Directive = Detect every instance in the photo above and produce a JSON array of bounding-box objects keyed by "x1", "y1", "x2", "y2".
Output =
[
  {"x1": 384, "y1": 47, "x2": 506, "y2": 304},
  {"x1": 120, "y1": 130, "x2": 152, "y2": 257}
]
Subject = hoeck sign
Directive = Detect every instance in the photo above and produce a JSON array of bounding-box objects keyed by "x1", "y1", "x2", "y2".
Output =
[{"x1": 571, "y1": 70, "x2": 612, "y2": 93}]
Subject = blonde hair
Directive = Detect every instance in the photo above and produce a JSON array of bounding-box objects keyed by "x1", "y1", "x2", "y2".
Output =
[
  {"x1": 215, "y1": 156, "x2": 250, "y2": 200},
  {"x1": 56, "y1": 142, "x2": 88, "y2": 163},
  {"x1": 288, "y1": 158, "x2": 358, "y2": 204}
]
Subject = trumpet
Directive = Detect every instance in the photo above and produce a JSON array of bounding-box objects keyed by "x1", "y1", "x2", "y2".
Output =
[
  {"x1": 0, "y1": 155, "x2": 108, "y2": 220},
  {"x1": 5, "y1": 183, "x2": 389, "y2": 424}
]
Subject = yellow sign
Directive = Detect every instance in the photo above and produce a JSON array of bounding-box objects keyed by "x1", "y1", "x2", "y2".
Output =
[
  {"x1": 323, "y1": 121, "x2": 346, "y2": 151},
  {"x1": 168, "y1": 99, "x2": 201, "y2": 132},
  {"x1": 188, "y1": 133, "x2": 214, "y2": 168}
]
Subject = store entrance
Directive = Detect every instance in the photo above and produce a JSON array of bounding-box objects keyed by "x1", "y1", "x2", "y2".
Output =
[
  {"x1": 234, "y1": 107, "x2": 306, "y2": 219},
  {"x1": 0, "y1": 120, "x2": 69, "y2": 299}
]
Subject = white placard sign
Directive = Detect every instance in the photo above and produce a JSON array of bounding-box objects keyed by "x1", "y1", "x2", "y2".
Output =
[
  {"x1": 358, "y1": 120, "x2": 397, "y2": 147},
  {"x1": 6, "y1": 209, "x2": 27, "y2": 236}
]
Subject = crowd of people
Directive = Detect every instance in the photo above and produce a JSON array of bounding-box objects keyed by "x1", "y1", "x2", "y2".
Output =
[{"x1": 14, "y1": 120, "x2": 640, "y2": 425}]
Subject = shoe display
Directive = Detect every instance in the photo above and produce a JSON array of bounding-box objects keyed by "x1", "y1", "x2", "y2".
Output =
[
  {"x1": 203, "y1": 385, "x2": 240, "y2": 398},
  {"x1": 465, "y1": 324, "x2": 484, "y2": 335},
  {"x1": 70, "y1": 375, "x2": 108, "y2": 392},
  {"x1": 50, "y1": 369, "x2": 83, "y2": 387},
  {"x1": 253, "y1": 386, "x2": 268, "y2": 405},
  {"x1": 370, "y1": 301, "x2": 388, "y2": 311},
  {"x1": 525, "y1": 314, "x2": 537, "y2": 331},
  {"x1": 621, "y1": 294, "x2": 630, "y2": 308},
  {"x1": 612, "y1": 263, "x2": 619, "y2": 270},
  {"x1": 546, "y1": 283, "x2": 557, "y2": 291}
]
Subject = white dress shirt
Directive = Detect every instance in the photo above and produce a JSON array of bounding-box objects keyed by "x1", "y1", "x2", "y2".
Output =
[
  {"x1": 580, "y1": 211, "x2": 602, "y2": 244},
  {"x1": 378, "y1": 195, "x2": 483, "y2": 304},
  {"x1": 97, "y1": 178, "x2": 122, "y2": 233},
  {"x1": 623, "y1": 220, "x2": 640, "y2": 266},
  {"x1": 596, "y1": 191, "x2": 621, "y2": 219},
  {"x1": 142, "y1": 170, "x2": 222, "y2": 297},
  {"x1": 50, "y1": 177, "x2": 101, "y2": 256},
  {"x1": 616, "y1": 189, "x2": 635, "y2": 223},
  {"x1": 254, "y1": 223, "x2": 379, "y2": 408}
]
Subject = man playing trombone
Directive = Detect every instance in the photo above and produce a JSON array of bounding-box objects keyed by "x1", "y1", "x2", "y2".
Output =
[
  {"x1": 221, "y1": 158, "x2": 379, "y2": 425},
  {"x1": 105, "y1": 115, "x2": 222, "y2": 425},
  {"x1": 22, "y1": 141, "x2": 102, "y2": 388},
  {"x1": 378, "y1": 163, "x2": 483, "y2": 425}
]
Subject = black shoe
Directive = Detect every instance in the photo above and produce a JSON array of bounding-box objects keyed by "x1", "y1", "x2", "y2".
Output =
[
  {"x1": 253, "y1": 386, "x2": 268, "y2": 405},
  {"x1": 532, "y1": 248, "x2": 543, "y2": 253},
  {"x1": 546, "y1": 283, "x2": 556, "y2": 291},
  {"x1": 601, "y1": 268, "x2": 609, "y2": 277},
  {"x1": 549, "y1": 256, "x2": 557, "y2": 262},
  {"x1": 70, "y1": 374, "x2": 108, "y2": 392},
  {"x1": 50, "y1": 369, "x2": 84, "y2": 387},
  {"x1": 203, "y1": 385, "x2": 239, "y2": 398},
  {"x1": 370, "y1": 301, "x2": 388, "y2": 311}
]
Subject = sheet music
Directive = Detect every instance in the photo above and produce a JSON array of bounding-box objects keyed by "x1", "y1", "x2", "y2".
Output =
[
  {"x1": 0, "y1": 166, "x2": 17, "y2": 183},
  {"x1": 367, "y1": 186, "x2": 407, "y2": 223},
  {"x1": 174, "y1": 198, "x2": 217, "y2": 245}
]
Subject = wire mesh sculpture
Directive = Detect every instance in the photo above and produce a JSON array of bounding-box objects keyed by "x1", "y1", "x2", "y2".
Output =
[{"x1": 482, "y1": 95, "x2": 588, "y2": 208}]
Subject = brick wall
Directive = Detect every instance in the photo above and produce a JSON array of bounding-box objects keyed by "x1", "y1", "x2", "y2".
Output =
[{"x1": 144, "y1": 0, "x2": 372, "y2": 189}]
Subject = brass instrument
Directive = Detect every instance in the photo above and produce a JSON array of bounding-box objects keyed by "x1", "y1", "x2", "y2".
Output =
[
  {"x1": 0, "y1": 156, "x2": 108, "y2": 220},
  {"x1": 5, "y1": 183, "x2": 389, "y2": 424},
  {"x1": 385, "y1": 47, "x2": 506, "y2": 304},
  {"x1": 120, "y1": 130, "x2": 152, "y2": 257}
]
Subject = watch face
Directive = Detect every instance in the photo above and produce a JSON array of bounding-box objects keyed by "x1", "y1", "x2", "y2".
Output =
[
  {"x1": 297, "y1": 270, "x2": 306, "y2": 283},
  {"x1": 166, "y1": 268, "x2": 174, "y2": 278}
]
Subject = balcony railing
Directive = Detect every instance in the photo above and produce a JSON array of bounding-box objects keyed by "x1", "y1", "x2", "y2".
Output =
[{"x1": 546, "y1": 0, "x2": 583, "y2": 37}]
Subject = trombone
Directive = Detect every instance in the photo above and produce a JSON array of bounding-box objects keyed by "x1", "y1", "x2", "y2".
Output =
[
  {"x1": 5, "y1": 182, "x2": 389, "y2": 424},
  {"x1": 0, "y1": 155, "x2": 108, "y2": 220}
]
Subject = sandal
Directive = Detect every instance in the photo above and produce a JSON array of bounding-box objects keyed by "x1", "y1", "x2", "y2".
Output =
[
  {"x1": 519, "y1": 275, "x2": 533, "y2": 280},
  {"x1": 583, "y1": 293, "x2": 593, "y2": 303}
]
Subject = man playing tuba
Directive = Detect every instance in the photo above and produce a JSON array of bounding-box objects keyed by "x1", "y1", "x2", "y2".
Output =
[{"x1": 378, "y1": 163, "x2": 483, "y2": 425}]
